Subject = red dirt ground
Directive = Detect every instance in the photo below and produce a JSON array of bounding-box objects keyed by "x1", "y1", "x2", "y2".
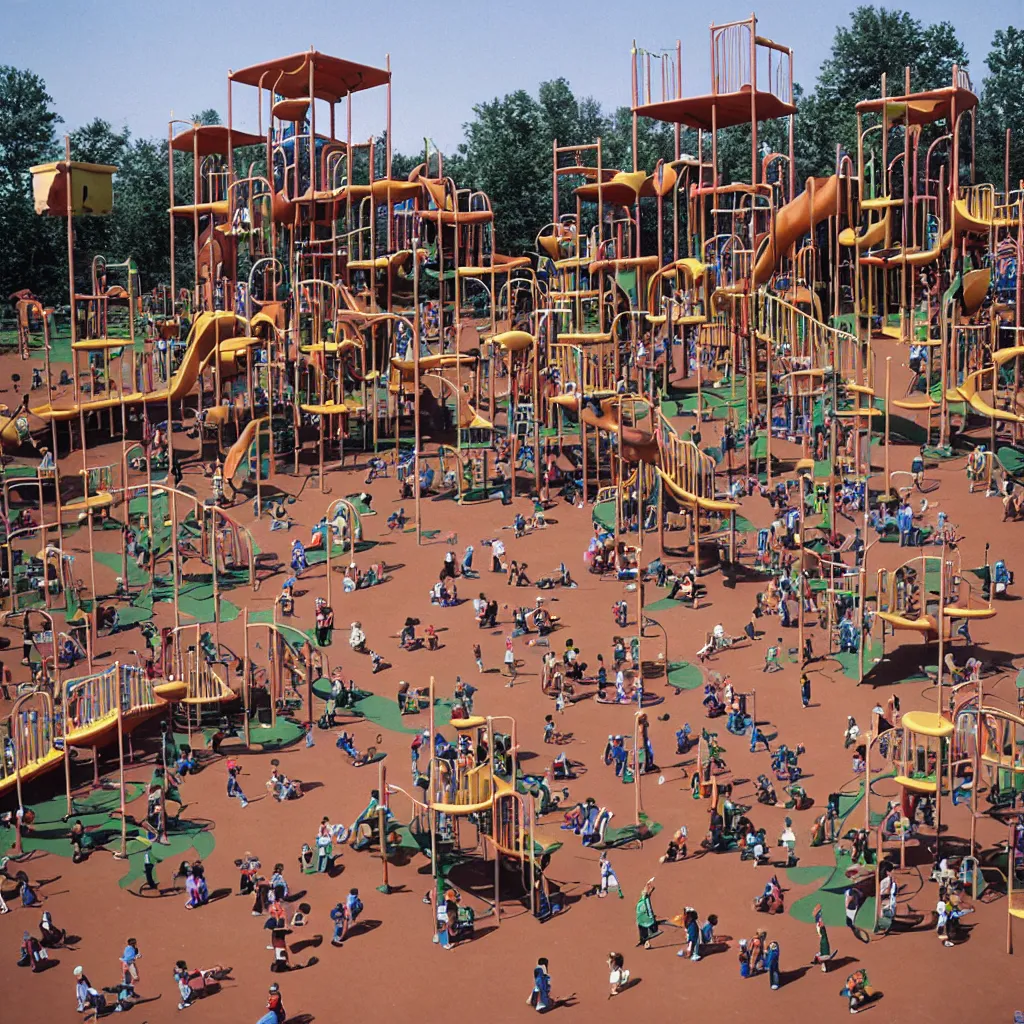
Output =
[{"x1": 1, "y1": 338, "x2": 1022, "y2": 1024}]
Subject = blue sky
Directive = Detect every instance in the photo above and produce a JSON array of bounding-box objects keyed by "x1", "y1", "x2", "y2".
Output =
[{"x1": 1, "y1": 0, "x2": 1017, "y2": 154}]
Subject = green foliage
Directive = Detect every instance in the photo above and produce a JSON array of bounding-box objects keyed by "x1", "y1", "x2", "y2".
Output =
[
  {"x1": 796, "y1": 6, "x2": 969, "y2": 178},
  {"x1": 455, "y1": 89, "x2": 550, "y2": 252},
  {"x1": 0, "y1": 67, "x2": 63, "y2": 301},
  {"x1": 976, "y1": 27, "x2": 1024, "y2": 188}
]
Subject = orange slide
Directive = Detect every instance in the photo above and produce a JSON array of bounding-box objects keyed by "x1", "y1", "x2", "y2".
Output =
[
  {"x1": 550, "y1": 393, "x2": 660, "y2": 463},
  {"x1": 1, "y1": 311, "x2": 246, "y2": 450},
  {"x1": 753, "y1": 175, "x2": 840, "y2": 288},
  {"x1": 222, "y1": 417, "x2": 264, "y2": 485}
]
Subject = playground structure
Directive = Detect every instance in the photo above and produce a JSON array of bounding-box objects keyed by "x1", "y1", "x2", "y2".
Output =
[
  {"x1": 378, "y1": 678, "x2": 571, "y2": 926},
  {"x1": 874, "y1": 551, "x2": 995, "y2": 645},
  {"x1": 0, "y1": 22, "x2": 1015, "y2": 569},
  {"x1": 0, "y1": 14, "x2": 1022, "y2": 984}
]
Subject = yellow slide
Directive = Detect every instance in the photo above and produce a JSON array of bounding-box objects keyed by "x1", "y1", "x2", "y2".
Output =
[
  {"x1": 753, "y1": 175, "x2": 839, "y2": 287},
  {"x1": 955, "y1": 346, "x2": 1024, "y2": 424},
  {"x1": 876, "y1": 610, "x2": 938, "y2": 636},
  {"x1": 1, "y1": 311, "x2": 246, "y2": 450},
  {"x1": 656, "y1": 467, "x2": 740, "y2": 514},
  {"x1": 838, "y1": 206, "x2": 892, "y2": 250}
]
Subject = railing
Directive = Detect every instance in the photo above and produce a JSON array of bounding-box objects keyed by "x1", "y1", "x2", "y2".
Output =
[
  {"x1": 711, "y1": 18, "x2": 793, "y2": 105},
  {"x1": 655, "y1": 409, "x2": 717, "y2": 500},
  {"x1": 756, "y1": 293, "x2": 863, "y2": 381}
]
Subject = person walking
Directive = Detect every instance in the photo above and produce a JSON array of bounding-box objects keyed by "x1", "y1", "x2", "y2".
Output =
[
  {"x1": 607, "y1": 952, "x2": 630, "y2": 996},
  {"x1": 120, "y1": 937, "x2": 141, "y2": 989},
  {"x1": 316, "y1": 817, "x2": 333, "y2": 873},
  {"x1": 812, "y1": 912, "x2": 837, "y2": 971},
  {"x1": 491, "y1": 538, "x2": 506, "y2": 573},
  {"x1": 527, "y1": 957, "x2": 552, "y2": 1012},
  {"x1": 635, "y1": 879, "x2": 659, "y2": 949},
  {"x1": 504, "y1": 638, "x2": 517, "y2": 687},
  {"x1": 227, "y1": 766, "x2": 249, "y2": 808},
  {"x1": 473, "y1": 642, "x2": 484, "y2": 673},
  {"x1": 598, "y1": 852, "x2": 622, "y2": 899},
  {"x1": 140, "y1": 850, "x2": 158, "y2": 892}
]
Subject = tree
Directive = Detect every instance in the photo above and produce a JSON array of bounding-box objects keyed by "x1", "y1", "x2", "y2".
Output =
[
  {"x1": 455, "y1": 89, "x2": 550, "y2": 252},
  {"x1": 976, "y1": 26, "x2": 1024, "y2": 188},
  {"x1": 112, "y1": 137, "x2": 172, "y2": 292},
  {"x1": 796, "y1": 6, "x2": 968, "y2": 179},
  {"x1": 0, "y1": 67, "x2": 63, "y2": 300},
  {"x1": 0, "y1": 66, "x2": 61, "y2": 191}
]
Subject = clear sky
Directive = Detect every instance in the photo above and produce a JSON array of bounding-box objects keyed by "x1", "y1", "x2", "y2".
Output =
[{"x1": 1, "y1": 0, "x2": 1018, "y2": 155}]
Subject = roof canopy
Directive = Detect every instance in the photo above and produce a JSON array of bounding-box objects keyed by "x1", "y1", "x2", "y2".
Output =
[
  {"x1": 171, "y1": 125, "x2": 265, "y2": 155},
  {"x1": 231, "y1": 51, "x2": 390, "y2": 103},
  {"x1": 856, "y1": 86, "x2": 978, "y2": 126},
  {"x1": 634, "y1": 86, "x2": 796, "y2": 131}
]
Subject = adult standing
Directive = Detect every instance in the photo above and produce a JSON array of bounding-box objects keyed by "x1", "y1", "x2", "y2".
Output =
[
  {"x1": 635, "y1": 879, "x2": 659, "y2": 949},
  {"x1": 491, "y1": 538, "x2": 506, "y2": 573}
]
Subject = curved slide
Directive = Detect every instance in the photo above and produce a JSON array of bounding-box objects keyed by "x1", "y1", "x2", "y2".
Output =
[
  {"x1": 551, "y1": 393, "x2": 738, "y2": 513},
  {"x1": 551, "y1": 393, "x2": 660, "y2": 464},
  {"x1": 1, "y1": 311, "x2": 246, "y2": 450},
  {"x1": 223, "y1": 417, "x2": 263, "y2": 485},
  {"x1": 838, "y1": 207, "x2": 891, "y2": 250},
  {"x1": 955, "y1": 346, "x2": 1024, "y2": 424},
  {"x1": 876, "y1": 611, "x2": 939, "y2": 637},
  {"x1": 878, "y1": 605, "x2": 995, "y2": 640},
  {"x1": 753, "y1": 175, "x2": 839, "y2": 287}
]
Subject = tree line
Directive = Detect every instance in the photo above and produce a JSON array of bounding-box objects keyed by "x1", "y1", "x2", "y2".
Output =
[{"x1": 1, "y1": 7, "x2": 1020, "y2": 304}]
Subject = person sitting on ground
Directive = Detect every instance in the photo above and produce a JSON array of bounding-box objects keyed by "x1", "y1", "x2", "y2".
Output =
[{"x1": 38, "y1": 911, "x2": 65, "y2": 947}]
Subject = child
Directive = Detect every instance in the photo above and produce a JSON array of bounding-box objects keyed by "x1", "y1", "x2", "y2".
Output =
[
  {"x1": 765, "y1": 940, "x2": 781, "y2": 989},
  {"x1": 227, "y1": 766, "x2": 249, "y2": 808},
  {"x1": 543, "y1": 715, "x2": 557, "y2": 744},
  {"x1": 680, "y1": 909, "x2": 702, "y2": 961},
  {"x1": 607, "y1": 952, "x2": 629, "y2": 996},
  {"x1": 330, "y1": 902, "x2": 350, "y2": 945},
  {"x1": 738, "y1": 939, "x2": 751, "y2": 977},
  {"x1": 527, "y1": 957, "x2": 552, "y2": 1012},
  {"x1": 812, "y1": 905, "x2": 837, "y2": 971},
  {"x1": 473, "y1": 642, "x2": 484, "y2": 673},
  {"x1": 598, "y1": 852, "x2": 622, "y2": 899}
]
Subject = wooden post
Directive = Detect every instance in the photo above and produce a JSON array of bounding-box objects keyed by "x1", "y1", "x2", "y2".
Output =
[
  {"x1": 413, "y1": 234, "x2": 422, "y2": 546},
  {"x1": 884, "y1": 356, "x2": 892, "y2": 498},
  {"x1": 115, "y1": 665, "x2": 127, "y2": 859},
  {"x1": 242, "y1": 607, "x2": 251, "y2": 747},
  {"x1": 377, "y1": 760, "x2": 391, "y2": 893},
  {"x1": 1008, "y1": 818, "x2": 1015, "y2": 954},
  {"x1": 935, "y1": 543, "x2": 947, "y2": 860}
]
